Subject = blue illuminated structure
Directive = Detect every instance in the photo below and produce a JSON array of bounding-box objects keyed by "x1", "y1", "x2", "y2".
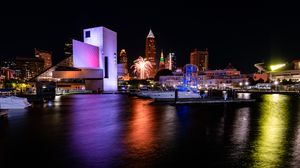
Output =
[
  {"x1": 182, "y1": 64, "x2": 198, "y2": 87},
  {"x1": 175, "y1": 64, "x2": 199, "y2": 92}
]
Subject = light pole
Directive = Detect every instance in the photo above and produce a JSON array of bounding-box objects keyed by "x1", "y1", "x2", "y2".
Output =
[
  {"x1": 274, "y1": 81, "x2": 279, "y2": 91},
  {"x1": 245, "y1": 81, "x2": 249, "y2": 90}
]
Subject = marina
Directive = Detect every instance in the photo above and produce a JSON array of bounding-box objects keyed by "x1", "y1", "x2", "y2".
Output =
[{"x1": 1, "y1": 93, "x2": 300, "y2": 167}]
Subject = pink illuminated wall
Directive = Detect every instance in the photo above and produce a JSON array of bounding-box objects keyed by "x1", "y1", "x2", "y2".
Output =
[{"x1": 73, "y1": 39, "x2": 100, "y2": 68}]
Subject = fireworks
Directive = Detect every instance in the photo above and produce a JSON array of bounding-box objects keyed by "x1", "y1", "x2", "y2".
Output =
[{"x1": 131, "y1": 56, "x2": 152, "y2": 79}]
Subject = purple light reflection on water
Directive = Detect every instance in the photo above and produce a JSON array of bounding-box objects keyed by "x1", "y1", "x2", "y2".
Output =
[
  {"x1": 67, "y1": 94, "x2": 124, "y2": 167},
  {"x1": 2, "y1": 94, "x2": 300, "y2": 167}
]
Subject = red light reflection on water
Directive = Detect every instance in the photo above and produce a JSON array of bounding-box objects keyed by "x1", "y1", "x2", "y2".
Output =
[{"x1": 125, "y1": 99, "x2": 156, "y2": 154}]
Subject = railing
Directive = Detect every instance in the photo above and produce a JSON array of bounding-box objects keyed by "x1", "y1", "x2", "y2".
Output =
[{"x1": 235, "y1": 89, "x2": 300, "y2": 94}]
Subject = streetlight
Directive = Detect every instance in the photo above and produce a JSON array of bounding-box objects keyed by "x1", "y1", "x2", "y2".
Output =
[
  {"x1": 245, "y1": 82, "x2": 249, "y2": 89},
  {"x1": 274, "y1": 81, "x2": 279, "y2": 91}
]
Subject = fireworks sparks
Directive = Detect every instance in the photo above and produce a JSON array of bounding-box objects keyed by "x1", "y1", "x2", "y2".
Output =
[{"x1": 131, "y1": 56, "x2": 152, "y2": 79}]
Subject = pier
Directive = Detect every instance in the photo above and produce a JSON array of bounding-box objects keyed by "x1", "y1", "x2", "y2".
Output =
[
  {"x1": 173, "y1": 98, "x2": 256, "y2": 105},
  {"x1": 235, "y1": 89, "x2": 300, "y2": 95}
]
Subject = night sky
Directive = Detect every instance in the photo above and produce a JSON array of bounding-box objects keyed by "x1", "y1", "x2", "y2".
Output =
[{"x1": 1, "y1": 3, "x2": 300, "y2": 73}]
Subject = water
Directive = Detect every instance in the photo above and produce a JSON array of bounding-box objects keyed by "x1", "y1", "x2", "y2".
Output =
[{"x1": 1, "y1": 93, "x2": 300, "y2": 167}]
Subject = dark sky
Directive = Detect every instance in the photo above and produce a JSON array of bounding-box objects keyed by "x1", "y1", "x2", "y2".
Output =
[{"x1": 1, "y1": 3, "x2": 300, "y2": 73}]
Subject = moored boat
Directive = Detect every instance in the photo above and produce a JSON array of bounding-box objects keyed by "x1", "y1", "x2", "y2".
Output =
[
  {"x1": 149, "y1": 90, "x2": 201, "y2": 101},
  {"x1": 0, "y1": 96, "x2": 32, "y2": 109}
]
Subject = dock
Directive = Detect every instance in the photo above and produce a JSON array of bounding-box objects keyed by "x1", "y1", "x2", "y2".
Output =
[
  {"x1": 173, "y1": 98, "x2": 255, "y2": 105},
  {"x1": 151, "y1": 98, "x2": 256, "y2": 105},
  {"x1": 0, "y1": 111, "x2": 8, "y2": 118}
]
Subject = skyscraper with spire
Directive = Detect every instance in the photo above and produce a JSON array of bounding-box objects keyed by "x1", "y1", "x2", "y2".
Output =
[
  {"x1": 159, "y1": 50, "x2": 165, "y2": 70},
  {"x1": 119, "y1": 49, "x2": 128, "y2": 74},
  {"x1": 145, "y1": 29, "x2": 157, "y2": 78}
]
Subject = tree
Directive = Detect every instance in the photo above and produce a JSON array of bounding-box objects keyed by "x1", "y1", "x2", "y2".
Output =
[{"x1": 154, "y1": 69, "x2": 173, "y2": 81}]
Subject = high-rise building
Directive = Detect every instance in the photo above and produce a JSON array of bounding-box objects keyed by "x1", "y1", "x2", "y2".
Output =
[
  {"x1": 159, "y1": 50, "x2": 165, "y2": 70},
  {"x1": 165, "y1": 53, "x2": 176, "y2": 71},
  {"x1": 62, "y1": 40, "x2": 74, "y2": 67},
  {"x1": 35, "y1": 48, "x2": 52, "y2": 70},
  {"x1": 15, "y1": 57, "x2": 44, "y2": 81},
  {"x1": 119, "y1": 49, "x2": 128, "y2": 74},
  {"x1": 190, "y1": 48, "x2": 209, "y2": 71},
  {"x1": 64, "y1": 39, "x2": 72, "y2": 57},
  {"x1": 145, "y1": 29, "x2": 157, "y2": 78}
]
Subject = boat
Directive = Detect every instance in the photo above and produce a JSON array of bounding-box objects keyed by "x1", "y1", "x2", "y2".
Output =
[
  {"x1": 149, "y1": 90, "x2": 201, "y2": 101},
  {"x1": 136, "y1": 88, "x2": 166, "y2": 98},
  {"x1": 148, "y1": 86, "x2": 202, "y2": 101},
  {"x1": 0, "y1": 96, "x2": 32, "y2": 109}
]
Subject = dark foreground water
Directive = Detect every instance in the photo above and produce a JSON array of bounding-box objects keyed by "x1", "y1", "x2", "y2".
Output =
[{"x1": 1, "y1": 94, "x2": 300, "y2": 167}]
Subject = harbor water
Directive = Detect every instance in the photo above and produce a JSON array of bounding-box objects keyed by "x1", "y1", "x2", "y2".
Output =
[{"x1": 1, "y1": 93, "x2": 300, "y2": 167}]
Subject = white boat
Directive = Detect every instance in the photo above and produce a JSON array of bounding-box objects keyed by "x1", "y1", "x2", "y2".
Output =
[
  {"x1": 136, "y1": 90, "x2": 165, "y2": 98},
  {"x1": 149, "y1": 90, "x2": 201, "y2": 101},
  {"x1": 0, "y1": 96, "x2": 32, "y2": 109}
]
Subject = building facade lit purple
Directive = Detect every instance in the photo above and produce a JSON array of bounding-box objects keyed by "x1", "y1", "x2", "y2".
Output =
[
  {"x1": 72, "y1": 26, "x2": 117, "y2": 92},
  {"x1": 73, "y1": 39, "x2": 100, "y2": 68},
  {"x1": 83, "y1": 27, "x2": 117, "y2": 91}
]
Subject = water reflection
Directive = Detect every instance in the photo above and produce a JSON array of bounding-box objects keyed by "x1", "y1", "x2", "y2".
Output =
[
  {"x1": 160, "y1": 105, "x2": 177, "y2": 143},
  {"x1": 125, "y1": 99, "x2": 156, "y2": 156},
  {"x1": 237, "y1": 93, "x2": 251, "y2": 99},
  {"x1": 230, "y1": 107, "x2": 250, "y2": 158},
  {"x1": 69, "y1": 94, "x2": 123, "y2": 167},
  {"x1": 250, "y1": 94, "x2": 289, "y2": 167},
  {"x1": 290, "y1": 99, "x2": 300, "y2": 167},
  {"x1": 4, "y1": 93, "x2": 300, "y2": 167}
]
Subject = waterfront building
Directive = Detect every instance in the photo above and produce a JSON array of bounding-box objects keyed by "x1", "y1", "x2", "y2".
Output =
[
  {"x1": 199, "y1": 63, "x2": 247, "y2": 88},
  {"x1": 145, "y1": 29, "x2": 157, "y2": 78},
  {"x1": 190, "y1": 48, "x2": 209, "y2": 71},
  {"x1": 292, "y1": 59, "x2": 300, "y2": 70},
  {"x1": 159, "y1": 50, "x2": 165, "y2": 70},
  {"x1": 253, "y1": 73, "x2": 269, "y2": 82},
  {"x1": 159, "y1": 63, "x2": 247, "y2": 89},
  {"x1": 82, "y1": 26, "x2": 118, "y2": 91},
  {"x1": 270, "y1": 70, "x2": 300, "y2": 82},
  {"x1": 31, "y1": 26, "x2": 118, "y2": 93},
  {"x1": 0, "y1": 67, "x2": 15, "y2": 80},
  {"x1": 35, "y1": 48, "x2": 52, "y2": 70}
]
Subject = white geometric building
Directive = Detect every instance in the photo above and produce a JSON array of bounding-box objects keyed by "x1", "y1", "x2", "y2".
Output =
[
  {"x1": 83, "y1": 27, "x2": 117, "y2": 91},
  {"x1": 72, "y1": 26, "x2": 118, "y2": 92}
]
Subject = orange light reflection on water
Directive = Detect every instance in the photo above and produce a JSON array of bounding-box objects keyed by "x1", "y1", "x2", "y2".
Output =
[{"x1": 126, "y1": 99, "x2": 156, "y2": 154}]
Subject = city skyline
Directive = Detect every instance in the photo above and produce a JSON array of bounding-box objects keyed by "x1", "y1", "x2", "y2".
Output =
[{"x1": 1, "y1": 6, "x2": 300, "y2": 73}]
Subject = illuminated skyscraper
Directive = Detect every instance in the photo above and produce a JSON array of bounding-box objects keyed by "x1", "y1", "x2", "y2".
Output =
[
  {"x1": 35, "y1": 48, "x2": 52, "y2": 70},
  {"x1": 145, "y1": 29, "x2": 157, "y2": 78},
  {"x1": 165, "y1": 53, "x2": 176, "y2": 71},
  {"x1": 190, "y1": 48, "x2": 209, "y2": 71},
  {"x1": 159, "y1": 50, "x2": 165, "y2": 70},
  {"x1": 119, "y1": 49, "x2": 128, "y2": 74}
]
